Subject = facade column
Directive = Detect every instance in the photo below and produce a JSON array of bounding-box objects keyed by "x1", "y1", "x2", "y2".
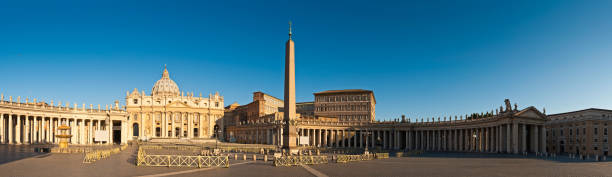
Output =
[
  {"x1": 160, "y1": 113, "x2": 165, "y2": 138},
  {"x1": 171, "y1": 113, "x2": 175, "y2": 138},
  {"x1": 153, "y1": 113, "x2": 158, "y2": 138},
  {"x1": 179, "y1": 113, "x2": 184, "y2": 138},
  {"x1": 188, "y1": 113, "x2": 192, "y2": 138}
]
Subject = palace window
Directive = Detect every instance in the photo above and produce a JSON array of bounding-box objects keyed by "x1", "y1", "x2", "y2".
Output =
[
  {"x1": 570, "y1": 129, "x2": 572, "y2": 135},
  {"x1": 605, "y1": 128, "x2": 608, "y2": 135},
  {"x1": 215, "y1": 102, "x2": 219, "y2": 107},
  {"x1": 560, "y1": 130, "x2": 564, "y2": 136},
  {"x1": 595, "y1": 128, "x2": 598, "y2": 135},
  {"x1": 133, "y1": 99, "x2": 138, "y2": 104}
]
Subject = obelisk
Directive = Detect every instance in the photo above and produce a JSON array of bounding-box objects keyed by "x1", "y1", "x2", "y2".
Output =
[{"x1": 282, "y1": 21, "x2": 298, "y2": 154}]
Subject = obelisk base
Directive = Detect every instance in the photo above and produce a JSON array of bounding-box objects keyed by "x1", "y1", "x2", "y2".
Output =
[{"x1": 282, "y1": 125, "x2": 299, "y2": 155}]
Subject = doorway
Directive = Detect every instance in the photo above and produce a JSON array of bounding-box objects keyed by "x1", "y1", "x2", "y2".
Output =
[{"x1": 112, "y1": 121, "x2": 121, "y2": 144}]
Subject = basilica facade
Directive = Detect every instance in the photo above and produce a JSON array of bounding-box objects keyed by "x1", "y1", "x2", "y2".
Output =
[
  {"x1": 0, "y1": 66, "x2": 224, "y2": 146},
  {"x1": 125, "y1": 66, "x2": 224, "y2": 140}
]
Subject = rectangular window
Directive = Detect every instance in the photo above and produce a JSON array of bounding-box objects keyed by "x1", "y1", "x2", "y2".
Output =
[{"x1": 595, "y1": 128, "x2": 598, "y2": 135}]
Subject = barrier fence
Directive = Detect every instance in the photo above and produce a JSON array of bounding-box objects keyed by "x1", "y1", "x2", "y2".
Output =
[
  {"x1": 136, "y1": 146, "x2": 229, "y2": 168},
  {"x1": 273, "y1": 156, "x2": 328, "y2": 166},
  {"x1": 375, "y1": 153, "x2": 389, "y2": 159},
  {"x1": 82, "y1": 144, "x2": 128, "y2": 163},
  {"x1": 336, "y1": 154, "x2": 376, "y2": 163}
]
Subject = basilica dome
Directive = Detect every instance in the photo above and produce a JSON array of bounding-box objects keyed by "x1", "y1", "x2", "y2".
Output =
[{"x1": 152, "y1": 66, "x2": 180, "y2": 96}]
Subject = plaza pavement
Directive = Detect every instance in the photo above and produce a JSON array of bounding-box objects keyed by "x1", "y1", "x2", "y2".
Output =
[{"x1": 1, "y1": 144, "x2": 612, "y2": 177}]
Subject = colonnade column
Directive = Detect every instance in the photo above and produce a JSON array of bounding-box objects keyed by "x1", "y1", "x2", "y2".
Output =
[
  {"x1": 513, "y1": 122, "x2": 519, "y2": 154},
  {"x1": 15, "y1": 115, "x2": 21, "y2": 144},
  {"x1": 0, "y1": 114, "x2": 4, "y2": 144},
  {"x1": 533, "y1": 125, "x2": 539, "y2": 153},
  {"x1": 540, "y1": 126, "x2": 546, "y2": 153},
  {"x1": 24, "y1": 116, "x2": 29, "y2": 144}
]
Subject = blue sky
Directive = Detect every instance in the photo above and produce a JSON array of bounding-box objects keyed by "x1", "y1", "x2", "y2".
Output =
[{"x1": 1, "y1": 0, "x2": 611, "y2": 121}]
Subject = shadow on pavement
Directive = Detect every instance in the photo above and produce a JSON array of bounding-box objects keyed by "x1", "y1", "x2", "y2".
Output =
[
  {"x1": 0, "y1": 144, "x2": 50, "y2": 165},
  {"x1": 402, "y1": 152, "x2": 610, "y2": 163}
]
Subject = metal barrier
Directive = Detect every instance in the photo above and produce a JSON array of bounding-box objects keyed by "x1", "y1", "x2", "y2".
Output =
[
  {"x1": 336, "y1": 154, "x2": 375, "y2": 163},
  {"x1": 136, "y1": 146, "x2": 229, "y2": 168},
  {"x1": 138, "y1": 154, "x2": 229, "y2": 168},
  {"x1": 273, "y1": 156, "x2": 328, "y2": 166},
  {"x1": 83, "y1": 144, "x2": 129, "y2": 163},
  {"x1": 375, "y1": 153, "x2": 389, "y2": 159}
]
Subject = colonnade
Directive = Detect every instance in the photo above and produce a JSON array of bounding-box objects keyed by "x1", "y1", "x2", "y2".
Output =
[
  {"x1": 409, "y1": 123, "x2": 546, "y2": 154},
  {"x1": 0, "y1": 113, "x2": 111, "y2": 145},
  {"x1": 227, "y1": 123, "x2": 547, "y2": 155}
]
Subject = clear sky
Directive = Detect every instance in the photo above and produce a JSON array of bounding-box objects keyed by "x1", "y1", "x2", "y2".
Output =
[{"x1": 1, "y1": 0, "x2": 611, "y2": 121}]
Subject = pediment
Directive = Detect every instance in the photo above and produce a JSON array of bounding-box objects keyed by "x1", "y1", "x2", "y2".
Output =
[{"x1": 514, "y1": 106, "x2": 547, "y2": 120}]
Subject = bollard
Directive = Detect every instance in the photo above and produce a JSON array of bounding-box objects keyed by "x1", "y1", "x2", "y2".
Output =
[{"x1": 253, "y1": 154, "x2": 257, "y2": 161}]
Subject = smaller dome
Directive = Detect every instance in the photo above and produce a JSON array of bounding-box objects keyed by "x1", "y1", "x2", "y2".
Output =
[{"x1": 152, "y1": 66, "x2": 180, "y2": 97}]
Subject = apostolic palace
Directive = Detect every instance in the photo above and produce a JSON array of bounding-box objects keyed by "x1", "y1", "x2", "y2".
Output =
[{"x1": 0, "y1": 25, "x2": 611, "y2": 159}]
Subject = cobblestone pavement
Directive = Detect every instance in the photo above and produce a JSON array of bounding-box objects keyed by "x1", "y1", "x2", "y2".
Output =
[{"x1": 1, "y1": 145, "x2": 612, "y2": 177}]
